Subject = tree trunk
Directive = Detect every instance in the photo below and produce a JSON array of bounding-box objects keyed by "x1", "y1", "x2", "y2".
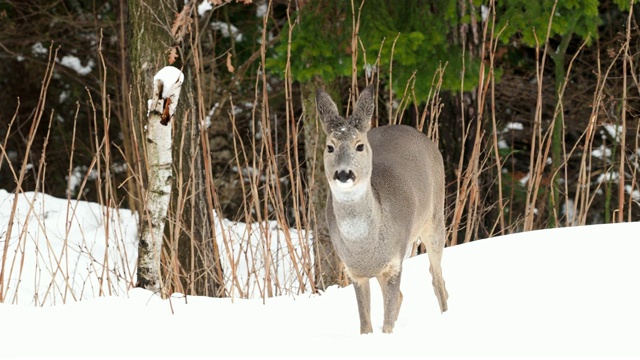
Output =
[
  {"x1": 129, "y1": 0, "x2": 224, "y2": 297},
  {"x1": 549, "y1": 31, "x2": 573, "y2": 228},
  {"x1": 128, "y1": 0, "x2": 176, "y2": 296},
  {"x1": 115, "y1": 0, "x2": 142, "y2": 215},
  {"x1": 137, "y1": 67, "x2": 184, "y2": 293},
  {"x1": 301, "y1": 80, "x2": 345, "y2": 290},
  {"x1": 168, "y1": 65, "x2": 225, "y2": 297}
]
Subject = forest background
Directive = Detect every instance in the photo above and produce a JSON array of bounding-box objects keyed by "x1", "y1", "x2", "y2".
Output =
[{"x1": 0, "y1": 0, "x2": 638, "y2": 300}]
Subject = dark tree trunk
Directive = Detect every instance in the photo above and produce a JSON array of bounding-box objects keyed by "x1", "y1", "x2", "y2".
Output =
[
  {"x1": 169, "y1": 65, "x2": 225, "y2": 297},
  {"x1": 301, "y1": 80, "x2": 345, "y2": 290}
]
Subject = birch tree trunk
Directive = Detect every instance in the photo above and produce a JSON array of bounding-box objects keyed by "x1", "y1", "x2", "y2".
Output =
[
  {"x1": 137, "y1": 67, "x2": 184, "y2": 293},
  {"x1": 128, "y1": 0, "x2": 176, "y2": 294}
]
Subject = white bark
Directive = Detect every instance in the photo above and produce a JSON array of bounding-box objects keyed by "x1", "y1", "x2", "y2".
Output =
[{"x1": 137, "y1": 66, "x2": 184, "y2": 294}]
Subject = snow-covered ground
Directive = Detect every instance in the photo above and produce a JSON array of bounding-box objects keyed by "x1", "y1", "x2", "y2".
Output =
[
  {"x1": 0, "y1": 190, "x2": 312, "y2": 303},
  {"x1": 1, "y1": 190, "x2": 639, "y2": 357}
]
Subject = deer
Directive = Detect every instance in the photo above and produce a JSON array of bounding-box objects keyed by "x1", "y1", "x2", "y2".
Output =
[{"x1": 315, "y1": 85, "x2": 448, "y2": 334}]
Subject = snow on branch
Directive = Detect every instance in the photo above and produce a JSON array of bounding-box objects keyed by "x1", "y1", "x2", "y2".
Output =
[{"x1": 148, "y1": 66, "x2": 184, "y2": 125}]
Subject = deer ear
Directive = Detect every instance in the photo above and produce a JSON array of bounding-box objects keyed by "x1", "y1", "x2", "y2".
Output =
[
  {"x1": 316, "y1": 88, "x2": 341, "y2": 134},
  {"x1": 351, "y1": 85, "x2": 375, "y2": 132}
]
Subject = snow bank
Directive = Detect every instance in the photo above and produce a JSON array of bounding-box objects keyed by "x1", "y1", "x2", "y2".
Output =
[
  {"x1": 0, "y1": 189, "x2": 313, "y2": 304},
  {"x1": 0, "y1": 220, "x2": 638, "y2": 357}
]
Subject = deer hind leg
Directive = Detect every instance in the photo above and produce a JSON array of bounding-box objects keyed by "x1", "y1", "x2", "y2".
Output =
[
  {"x1": 352, "y1": 278, "x2": 373, "y2": 334},
  {"x1": 420, "y1": 217, "x2": 449, "y2": 313},
  {"x1": 376, "y1": 262, "x2": 403, "y2": 334}
]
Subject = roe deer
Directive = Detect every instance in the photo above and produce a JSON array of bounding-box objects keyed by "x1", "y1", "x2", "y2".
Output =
[{"x1": 315, "y1": 85, "x2": 448, "y2": 334}]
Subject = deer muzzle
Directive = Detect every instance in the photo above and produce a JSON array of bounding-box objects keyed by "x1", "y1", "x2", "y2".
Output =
[{"x1": 334, "y1": 170, "x2": 356, "y2": 183}]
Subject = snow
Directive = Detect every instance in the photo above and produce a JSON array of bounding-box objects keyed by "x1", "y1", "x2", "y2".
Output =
[
  {"x1": 503, "y1": 121, "x2": 524, "y2": 131},
  {"x1": 1, "y1": 189, "x2": 639, "y2": 357},
  {"x1": 592, "y1": 144, "x2": 612, "y2": 159},
  {"x1": 216, "y1": 216, "x2": 312, "y2": 298},
  {"x1": 66, "y1": 165, "x2": 98, "y2": 196},
  {"x1": 0, "y1": 190, "x2": 137, "y2": 305},
  {"x1": 625, "y1": 185, "x2": 640, "y2": 201},
  {"x1": 481, "y1": 5, "x2": 490, "y2": 22},
  {"x1": 561, "y1": 199, "x2": 579, "y2": 225},
  {"x1": 601, "y1": 124, "x2": 622, "y2": 142},
  {"x1": 0, "y1": 188, "x2": 312, "y2": 303},
  {"x1": 59, "y1": 55, "x2": 95, "y2": 76},
  {"x1": 58, "y1": 89, "x2": 70, "y2": 103},
  {"x1": 148, "y1": 66, "x2": 183, "y2": 121},
  {"x1": 31, "y1": 42, "x2": 48, "y2": 56},
  {"x1": 203, "y1": 102, "x2": 218, "y2": 129},
  {"x1": 197, "y1": 0, "x2": 212, "y2": 17},
  {"x1": 211, "y1": 21, "x2": 243, "y2": 42},
  {"x1": 597, "y1": 171, "x2": 620, "y2": 183},
  {"x1": 152, "y1": 66, "x2": 184, "y2": 100},
  {"x1": 256, "y1": 3, "x2": 268, "y2": 18},
  {"x1": 595, "y1": 174, "x2": 640, "y2": 200}
]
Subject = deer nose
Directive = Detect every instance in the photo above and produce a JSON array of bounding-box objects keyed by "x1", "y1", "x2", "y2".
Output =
[{"x1": 334, "y1": 170, "x2": 356, "y2": 183}]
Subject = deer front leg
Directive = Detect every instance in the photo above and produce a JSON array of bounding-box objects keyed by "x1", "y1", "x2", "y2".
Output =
[
  {"x1": 353, "y1": 279, "x2": 372, "y2": 334},
  {"x1": 377, "y1": 268, "x2": 403, "y2": 334}
]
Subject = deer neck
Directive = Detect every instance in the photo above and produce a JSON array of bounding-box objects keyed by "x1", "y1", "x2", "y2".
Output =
[{"x1": 330, "y1": 181, "x2": 380, "y2": 240}]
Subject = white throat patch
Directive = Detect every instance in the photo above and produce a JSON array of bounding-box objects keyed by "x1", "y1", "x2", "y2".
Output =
[{"x1": 329, "y1": 180, "x2": 368, "y2": 203}]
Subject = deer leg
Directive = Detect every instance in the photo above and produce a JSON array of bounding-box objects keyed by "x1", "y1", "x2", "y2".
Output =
[
  {"x1": 421, "y1": 219, "x2": 449, "y2": 313},
  {"x1": 353, "y1": 278, "x2": 373, "y2": 334},
  {"x1": 377, "y1": 267, "x2": 403, "y2": 334}
]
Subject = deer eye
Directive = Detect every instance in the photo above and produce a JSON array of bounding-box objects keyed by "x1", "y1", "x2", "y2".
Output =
[
  {"x1": 327, "y1": 144, "x2": 335, "y2": 153},
  {"x1": 356, "y1": 144, "x2": 365, "y2": 152}
]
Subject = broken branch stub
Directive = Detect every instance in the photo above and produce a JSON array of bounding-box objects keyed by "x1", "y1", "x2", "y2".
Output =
[{"x1": 148, "y1": 66, "x2": 184, "y2": 125}]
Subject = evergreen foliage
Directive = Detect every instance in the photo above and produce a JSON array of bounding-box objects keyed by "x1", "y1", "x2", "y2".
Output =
[
  {"x1": 268, "y1": 0, "x2": 482, "y2": 100},
  {"x1": 496, "y1": 0, "x2": 601, "y2": 46}
]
